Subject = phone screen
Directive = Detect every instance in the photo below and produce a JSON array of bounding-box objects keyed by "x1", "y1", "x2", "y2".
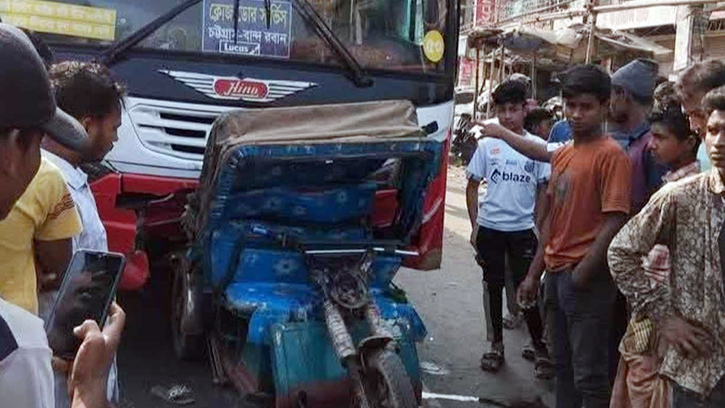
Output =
[{"x1": 45, "y1": 250, "x2": 125, "y2": 359}]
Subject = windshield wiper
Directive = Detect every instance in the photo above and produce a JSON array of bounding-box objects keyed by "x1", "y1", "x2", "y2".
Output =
[
  {"x1": 99, "y1": 0, "x2": 372, "y2": 88},
  {"x1": 290, "y1": 0, "x2": 373, "y2": 87},
  {"x1": 98, "y1": 0, "x2": 203, "y2": 67}
]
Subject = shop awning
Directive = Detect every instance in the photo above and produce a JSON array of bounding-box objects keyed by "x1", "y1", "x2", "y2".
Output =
[
  {"x1": 496, "y1": 24, "x2": 672, "y2": 61},
  {"x1": 595, "y1": 30, "x2": 673, "y2": 58}
]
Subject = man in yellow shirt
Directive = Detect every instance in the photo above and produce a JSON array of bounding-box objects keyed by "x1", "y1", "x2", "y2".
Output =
[{"x1": 0, "y1": 157, "x2": 82, "y2": 314}]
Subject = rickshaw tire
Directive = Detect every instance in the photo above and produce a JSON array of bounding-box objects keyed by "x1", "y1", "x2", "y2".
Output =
[
  {"x1": 363, "y1": 349, "x2": 417, "y2": 408},
  {"x1": 171, "y1": 265, "x2": 205, "y2": 360}
]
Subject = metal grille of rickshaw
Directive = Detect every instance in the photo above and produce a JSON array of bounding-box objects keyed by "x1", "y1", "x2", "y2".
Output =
[{"x1": 126, "y1": 97, "x2": 237, "y2": 160}]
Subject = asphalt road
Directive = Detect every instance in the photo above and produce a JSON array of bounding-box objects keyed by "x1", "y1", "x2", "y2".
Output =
[
  {"x1": 116, "y1": 274, "x2": 252, "y2": 408},
  {"x1": 116, "y1": 166, "x2": 554, "y2": 408},
  {"x1": 396, "y1": 166, "x2": 554, "y2": 408}
]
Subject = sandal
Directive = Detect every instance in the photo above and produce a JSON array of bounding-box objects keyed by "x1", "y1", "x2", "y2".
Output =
[
  {"x1": 480, "y1": 343, "x2": 505, "y2": 372},
  {"x1": 522, "y1": 339, "x2": 536, "y2": 361},
  {"x1": 151, "y1": 384, "x2": 195, "y2": 405},
  {"x1": 534, "y1": 356, "x2": 555, "y2": 380}
]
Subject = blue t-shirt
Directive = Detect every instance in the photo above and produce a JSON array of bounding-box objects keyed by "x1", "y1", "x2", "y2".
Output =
[{"x1": 548, "y1": 120, "x2": 572, "y2": 143}]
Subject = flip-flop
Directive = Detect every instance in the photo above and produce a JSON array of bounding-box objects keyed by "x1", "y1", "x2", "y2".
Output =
[
  {"x1": 151, "y1": 385, "x2": 195, "y2": 405},
  {"x1": 522, "y1": 341, "x2": 536, "y2": 361},
  {"x1": 534, "y1": 356, "x2": 555, "y2": 380},
  {"x1": 480, "y1": 344, "x2": 505, "y2": 372}
]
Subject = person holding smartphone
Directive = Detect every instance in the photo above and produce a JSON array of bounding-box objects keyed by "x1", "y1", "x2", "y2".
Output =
[
  {"x1": 0, "y1": 23, "x2": 125, "y2": 408},
  {"x1": 41, "y1": 60, "x2": 125, "y2": 408}
]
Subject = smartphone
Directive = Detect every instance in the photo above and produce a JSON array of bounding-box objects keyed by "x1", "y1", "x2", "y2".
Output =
[{"x1": 45, "y1": 250, "x2": 125, "y2": 359}]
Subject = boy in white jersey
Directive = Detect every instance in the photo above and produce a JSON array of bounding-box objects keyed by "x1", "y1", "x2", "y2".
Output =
[{"x1": 466, "y1": 80, "x2": 553, "y2": 378}]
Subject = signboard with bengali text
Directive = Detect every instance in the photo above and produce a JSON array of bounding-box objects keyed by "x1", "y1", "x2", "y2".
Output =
[
  {"x1": 475, "y1": 0, "x2": 494, "y2": 25},
  {"x1": 202, "y1": 0, "x2": 292, "y2": 58},
  {"x1": 458, "y1": 58, "x2": 474, "y2": 87},
  {"x1": 0, "y1": 0, "x2": 116, "y2": 41},
  {"x1": 596, "y1": 6, "x2": 677, "y2": 31}
]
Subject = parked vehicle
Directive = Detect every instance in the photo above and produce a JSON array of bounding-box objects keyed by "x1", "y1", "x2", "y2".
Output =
[
  {"x1": 174, "y1": 101, "x2": 443, "y2": 407},
  {"x1": 454, "y1": 88, "x2": 475, "y2": 121}
]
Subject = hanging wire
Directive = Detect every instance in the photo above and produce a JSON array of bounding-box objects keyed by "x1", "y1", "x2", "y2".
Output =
[
  {"x1": 265, "y1": 0, "x2": 272, "y2": 29},
  {"x1": 233, "y1": 0, "x2": 240, "y2": 42}
]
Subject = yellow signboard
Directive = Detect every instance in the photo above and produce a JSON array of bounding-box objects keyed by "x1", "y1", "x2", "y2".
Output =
[{"x1": 0, "y1": 0, "x2": 116, "y2": 41}]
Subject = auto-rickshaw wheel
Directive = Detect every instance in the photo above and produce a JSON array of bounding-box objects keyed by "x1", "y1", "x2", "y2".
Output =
[
  {"x1": 362, "y1": 349, "x2": 417, "y2": 408},
  {"x1": 171, "y1": 259, "x2": 205, "y2": 360}
]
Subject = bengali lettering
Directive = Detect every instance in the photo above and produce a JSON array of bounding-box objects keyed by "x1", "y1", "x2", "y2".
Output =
[
  {"x1": 207, "y1": 24, "x2": 236, "y2": 41},
  {"x1": 208, "y1": 2, "x2": 288, "y2": 27},
  {"x1": 209, "y1": 3, "x2": 229, "y2": 22},
  {"x1": 270, "y1": 3, "x2": 287, "y2": 26},
  {"x1": 203, "y1": 0, "x2": 292, "y2": 58}
]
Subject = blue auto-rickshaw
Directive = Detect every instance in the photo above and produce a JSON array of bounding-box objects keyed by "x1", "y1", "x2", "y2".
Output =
[{"x1": 171, "y1": 100, "x2": 444, "y2": 408}]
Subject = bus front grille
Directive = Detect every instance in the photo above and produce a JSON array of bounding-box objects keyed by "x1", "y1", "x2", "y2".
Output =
[{"x1": 126, "y1": 98, "x2": 236, "y2": 160}]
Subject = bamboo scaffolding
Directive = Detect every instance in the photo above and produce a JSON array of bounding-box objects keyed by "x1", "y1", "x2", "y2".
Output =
[
  {"x1": 486, "y1": 48, "x2": 497, "y2": 118},
  {"x1": 585, "y1": 0, "x2": 598, "y2": 63},
  {"x1": 474, "y1": 47, "x2": 481, "y2": 120}
]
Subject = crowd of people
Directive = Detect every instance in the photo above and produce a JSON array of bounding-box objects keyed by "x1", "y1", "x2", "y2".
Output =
[
  {"x1": 467, "y1": 57, "x2": 725, "y2": 408},
  {"x1": 2, "y1": 12, "x2": 725, "y2": 408},
  {"x1": 0, "y1": 24, "x2": 124, "y2": 408}
]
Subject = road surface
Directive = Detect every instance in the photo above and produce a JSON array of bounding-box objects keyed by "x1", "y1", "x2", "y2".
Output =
[{"x1": 396, "y1": 166, "x2": 554, "y2": 408}]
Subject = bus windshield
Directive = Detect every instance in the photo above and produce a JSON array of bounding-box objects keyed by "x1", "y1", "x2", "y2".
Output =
[{"x1": 2, "y1": 0, "x2": 451, "y2": 75}]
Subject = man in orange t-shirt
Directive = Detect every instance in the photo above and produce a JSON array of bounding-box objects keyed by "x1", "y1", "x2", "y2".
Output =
[{"x1": 518, "y1": 65, "x2": 632, "y2": 408}]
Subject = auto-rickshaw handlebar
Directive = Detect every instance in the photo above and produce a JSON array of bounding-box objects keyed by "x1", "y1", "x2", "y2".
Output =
[
  {"x1": 250, "y1": 225, "x2": 418, "y2": 257},
  {"x1": 304, "y1": 248, "x2": 419, "y2": 256}
]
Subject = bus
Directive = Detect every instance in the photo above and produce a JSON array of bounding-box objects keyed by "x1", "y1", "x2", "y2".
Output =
[{"x1": 4, "y1": 0, "x2": 457, "y2": 328}]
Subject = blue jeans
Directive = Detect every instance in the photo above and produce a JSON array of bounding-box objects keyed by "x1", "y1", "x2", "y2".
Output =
[{"x1": 547, "y1": 269, "x2": 615, "y2": 408}]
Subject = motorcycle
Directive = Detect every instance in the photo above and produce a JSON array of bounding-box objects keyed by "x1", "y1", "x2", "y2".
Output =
[
  {"x1": 451, "y1": 113, "x2": 478, "y2": 165},
  {"x1": 171, "y1": 100, "x2": 444, "y2": 408}
]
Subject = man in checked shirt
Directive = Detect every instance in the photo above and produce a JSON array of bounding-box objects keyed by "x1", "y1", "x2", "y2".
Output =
[
  {"x1": 609, "y1": 100, "x2": 701, "y2": 408},
  {"x1": 608, "y1": 85, "x2": 725, "y2": 407}
]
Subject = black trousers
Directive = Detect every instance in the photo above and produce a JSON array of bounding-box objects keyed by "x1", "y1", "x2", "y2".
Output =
[
  {"x1": 548, "y1": 269, "x2": 615, "y2": 408},
  {"x1": 674, "y1": 378, "x2": 725, "y2": 408},
  {"x1": 476, "y1": 226, "x2": 545, "y2": 349}
]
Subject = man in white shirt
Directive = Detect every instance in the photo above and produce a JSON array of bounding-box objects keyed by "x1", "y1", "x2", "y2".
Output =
[
  {"x1": 40, "y1": 61, "x2": 124, "y2": 408},
  {"x1": 466, "y1": 80, "x2": 553, "y2": 378},
  {"x1": 0, "y1": 23, "x2": 124, "y2": 408}
]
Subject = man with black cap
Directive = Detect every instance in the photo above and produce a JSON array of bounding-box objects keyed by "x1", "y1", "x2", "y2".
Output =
[
  {"x1": 609, "y1": 58, "x2": 668, "y2": 213},
  {"x1": 0, "y1": 23, "x2": 124, "y2": 408},
  {"x1": 603, "y1": 58, "x2": 669, "y2": 386}
]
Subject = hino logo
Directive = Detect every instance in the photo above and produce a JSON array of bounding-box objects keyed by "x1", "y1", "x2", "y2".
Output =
[
  {"x1": 159, "y1": 70, "x2": 316, "y2": 103},
  {"x1": 213, "y1": 79, "x2": 267, "y2": 99}
]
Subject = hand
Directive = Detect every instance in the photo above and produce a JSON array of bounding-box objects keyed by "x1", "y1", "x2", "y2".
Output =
[
  {"x1": 470, "y1": 225, "x2": 478, "y2": 249},
  {"x1": 476, "y1": 122, "x2": 510, "y2": 139},
  {"x1": 517, "y1": 275, "x2": 539, "y2": 309},
  {"x1": 53, "y1": 303, "x2": 125, "y2": 407},
  {"x1": 658, "y1": 316, "x2": 711, "y2": 359}
]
